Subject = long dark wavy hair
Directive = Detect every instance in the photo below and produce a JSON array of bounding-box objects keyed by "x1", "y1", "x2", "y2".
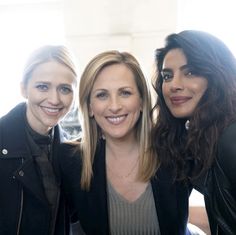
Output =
[{"x1": 152, "y1": 30, "x2": 236, "y2": 180}]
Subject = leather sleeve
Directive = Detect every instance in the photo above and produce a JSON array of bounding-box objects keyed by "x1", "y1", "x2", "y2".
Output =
[{"x1": 217, "y1": 122, "x2": 236, "y2": 196}]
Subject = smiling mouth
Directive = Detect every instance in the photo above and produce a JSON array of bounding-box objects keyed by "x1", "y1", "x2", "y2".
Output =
[
  {"x1": 106, "y1": 115, "x2": 127, "y2": 124},
  {"x1": 170, "y1": 97, "x2": 191, "y2": 105},
  {"x1": 41, "y1": 106, "x2": 63, "y2": 115}
]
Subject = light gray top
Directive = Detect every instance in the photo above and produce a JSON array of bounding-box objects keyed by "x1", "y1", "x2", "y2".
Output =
[{"x1": 107, "y1": 181, "x2": 161, "y2": 235}]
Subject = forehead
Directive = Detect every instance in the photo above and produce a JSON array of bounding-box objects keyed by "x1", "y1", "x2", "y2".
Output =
[
  {"x1": 29, "y1": 60, "x2": 76, "y2": 85},
  {"x1": 93, "y1": 63, "x2": 137, "y2": 88},
  {"x1": 163, "y1": 48, "x2": 187, "y2": 69}
]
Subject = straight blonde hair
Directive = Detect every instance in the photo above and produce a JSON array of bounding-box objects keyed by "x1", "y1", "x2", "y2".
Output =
[{"x1": 78, "y1": 50, "x2": 158, "y2": 190}]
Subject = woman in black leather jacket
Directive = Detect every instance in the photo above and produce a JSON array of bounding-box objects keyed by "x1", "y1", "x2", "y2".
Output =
[
  {"x1": 0, "y1": 45, "x2": 77, "y2": 235},
  {"x1": 152, "y1": 30, "x2": 236, "y2": 235}
]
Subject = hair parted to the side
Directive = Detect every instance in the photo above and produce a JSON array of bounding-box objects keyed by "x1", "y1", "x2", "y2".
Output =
[
  {"x1": 78, "y1": 50, "x2": 158, "y2": 190},
  {"x1": 22, "y1": 45, "x2": 78, "y2": 87},
  {"x1": 152, "y1": 30, "x2": 236, "y2": 180}
]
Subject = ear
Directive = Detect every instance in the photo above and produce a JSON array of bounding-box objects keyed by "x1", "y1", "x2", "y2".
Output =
[{"x1": 20, "y1": 82, "x2": 28, "y2": 99}]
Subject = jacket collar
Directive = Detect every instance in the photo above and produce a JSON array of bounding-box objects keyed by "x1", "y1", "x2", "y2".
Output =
[
  {"x1": 0, "y1": 103, "x2": 62, "y2": 204},
  {"x1": 0, "y1": 103, "x2": 30, "y2": 157}
]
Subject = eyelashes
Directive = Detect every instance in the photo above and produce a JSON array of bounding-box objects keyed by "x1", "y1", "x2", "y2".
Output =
[
  {"x1": 35, "y1": 83, "x2": 73, "y2": 94},
  {"x1": 94, "y1": 90, "x2": 133, "y2": 100}
]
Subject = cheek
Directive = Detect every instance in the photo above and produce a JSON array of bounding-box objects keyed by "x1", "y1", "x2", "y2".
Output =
[
  {"x1": 63, "y1": 94, "x2": 74, "y2": 106},
  {"x1": 27, "y1": 92, "x2": 41, "y2": 104},
  {"x1": 201, "y1": 82, "x2": 208, "y2": 96},
  {"x1": 90, "y1": 102, "x2": 104, "y2": 116},
  {"x1": 199, "y1": 89, "x2": 206, "y2": 99},
  {"x1": 161, "y1": 84, "x2": 168, "y2": 99},
  {"x1": 161, "y1": 86, "x2": 170, "y2": 105},
  {"x1": 126, "y1": 98, "x2": 142, "y2": 113},
  {"x1": 137, "y1": 101, "x2": 143, "y2": 113},
  {"x1": 194, "y1": 82, "x2": 208, "y2": 100}
]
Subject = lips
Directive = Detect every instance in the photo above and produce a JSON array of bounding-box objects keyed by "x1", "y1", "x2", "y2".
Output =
[
  {"x1": 41, "y1": 106, "x2": 62, "y2": 115},
  {"x1": 170, "y1": 96, "x2": 191, "y2": 105},
  {"x1": 106, "y1": 115, "x2": 127, "y2": 125}
]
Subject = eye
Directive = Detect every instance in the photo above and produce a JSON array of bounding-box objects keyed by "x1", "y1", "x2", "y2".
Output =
[
  {"x1": 120, "y1": 89, "x2": 132, "y2": 97},
  {"x1": 161, "y1": 71, "x2": 173, "y2": 81},
  {"x1": 96, "y1": 91, "x2": 108, "y2": 100},
  {"x1": 58, "y1": 85, "x2": 73, "y2": 95},
  {"x1": 183, "y1": 68, "x2": 197, "y2": 78},
  {"x1": 35, "y1": 83, "x2": 48, "y2": 91}
]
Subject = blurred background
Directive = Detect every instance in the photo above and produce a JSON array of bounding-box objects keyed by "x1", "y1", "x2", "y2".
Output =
[
  {"x1": 1, "y1": 1, "x2": 235, "y2": 233},
  {"x1": 1, "y1": 0, "x2": 236, "y2": 117}
]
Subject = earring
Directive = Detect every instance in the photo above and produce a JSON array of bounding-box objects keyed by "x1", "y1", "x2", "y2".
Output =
[{"x1": 185, "y1": 120, "x2": 190, "y2": 130}]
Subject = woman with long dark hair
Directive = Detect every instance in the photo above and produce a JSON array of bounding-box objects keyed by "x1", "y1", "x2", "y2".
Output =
[{"x1": 152, "y1": 30, "x2": 236, "y2": 235}]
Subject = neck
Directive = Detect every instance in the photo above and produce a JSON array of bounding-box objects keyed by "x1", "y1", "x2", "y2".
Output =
[{"x1": 105, "y1": 137, "x2": 139, "y2": 161}]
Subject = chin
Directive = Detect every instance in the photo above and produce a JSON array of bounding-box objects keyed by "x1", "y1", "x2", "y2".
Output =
[
  {"x1": 172, "y1": 113, "x2": 188, "y2": 118},
  {"x1": 43, "y1": 121, "x2": 58, "y2": 129}
]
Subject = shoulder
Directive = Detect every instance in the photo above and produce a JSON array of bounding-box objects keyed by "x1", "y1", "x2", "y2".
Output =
[
  {"x1": 218, "y1": 122, "x2": 236, "y2": 158},
  {"x1": 0, "y1": 103, "x2": 26, "y2": 125},
  {"x1": 153, "y1": 164, "x2": 191, "y2": 192},
  {"x1": 217, "y1": 122, "x2": 236, "y2": 182},
  {"x1": 220, "y1": 122, "x2": 236, "y2": 140},
  {"x1": 0, "y1": 103, "x2": 27, "y2": 149},
  {"x1": 58, "y1": 141, "x2": 82, "y2": 168},
  {"x1": 58, "y1": 141, "x2": 83, "y2": 186},
  {"x1": 59, "y1": 141, "x2": 82, "y2": 160},
  {"x1": 151, "y1": 165, "x2": 190, "y2": 232}
]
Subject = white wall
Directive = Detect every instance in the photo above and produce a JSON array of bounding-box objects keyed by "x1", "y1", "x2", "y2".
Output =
[
  {"x1": 64, "y1": 0, "x2": 178, "y2": 77},
  {"x1": 0, "y1": 0, "x2": 179, "y2": 116}
]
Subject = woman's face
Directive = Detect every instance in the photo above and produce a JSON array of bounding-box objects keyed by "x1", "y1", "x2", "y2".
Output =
[
  {"x1": 89, "y1": 64, "x2": 142, "y2": 141},
  {"x1": 22, "y1": 60, "x2": 77, "y2": 135},
  {"x1": 161, "y1": 48, "x2": 208, "y2": 118}
]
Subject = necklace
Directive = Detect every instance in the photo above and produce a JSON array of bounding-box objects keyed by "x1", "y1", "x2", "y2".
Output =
[{"x1": 106, "y1": 158, "x2": 139, "y2": 179}]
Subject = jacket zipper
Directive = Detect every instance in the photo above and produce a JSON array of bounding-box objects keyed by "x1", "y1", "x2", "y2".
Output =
[
  {"x1": 16, "y1": 158, "x2": 24, "y2": 235},
  {"x1": 17, "y1": 189, "x2": 24, "y2": 235}
]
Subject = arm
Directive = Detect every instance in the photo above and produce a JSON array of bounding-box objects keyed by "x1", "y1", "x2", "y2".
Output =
[
  {"x1": 217, "y1": 122, "x2": 236, "y2": 199},
  {"x1": 58, "y1": 142, "x2": 82, "y2": 220}
]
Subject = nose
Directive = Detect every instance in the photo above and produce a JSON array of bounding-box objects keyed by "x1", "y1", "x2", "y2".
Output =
[
  {"x1": 48, "y1": 89, "x2": 61, "y2": 105},
  {"x1": 170, "y1": 74, "x2": 184, "y2": 92},
  {"x1": 108, "y1": 95, "x2": 122, "y2": 112}
]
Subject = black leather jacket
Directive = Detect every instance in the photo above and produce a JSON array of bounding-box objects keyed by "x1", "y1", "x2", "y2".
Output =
[
  {"x1": 0, "y1": 103, "x2": 70, "y2": 235},
  {"x1": 192, "y1": 122, "x2": 236, "y2": 235}
]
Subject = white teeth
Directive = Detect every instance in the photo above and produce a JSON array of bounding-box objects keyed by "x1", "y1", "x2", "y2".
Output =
[
  {"x1": 107, "y1": 116, "x2": 125, "y2": 124},
  {"x1": 43, "y1": 107, "x2": 60, "y2": 113}
]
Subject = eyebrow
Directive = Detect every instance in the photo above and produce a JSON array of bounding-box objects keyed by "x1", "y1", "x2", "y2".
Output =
[
  {"x1": 35, "y1": 81, "x2": 51, "y2": 84},
  {"x1": 162, "y1": 64, "x2": 189, "y2": 73},
  {"x1": 34, "y1": 81, "x2": 73, "y2": 87},
  {"x1": 93, "y1": 86, "x2": 133, "y2": 91},
  {"x1": 59, "y1": 83, "x2": 73, "y2": 87},
  {"x1": 92, "y1": 88, "x2": 106, "y2": 92}
]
